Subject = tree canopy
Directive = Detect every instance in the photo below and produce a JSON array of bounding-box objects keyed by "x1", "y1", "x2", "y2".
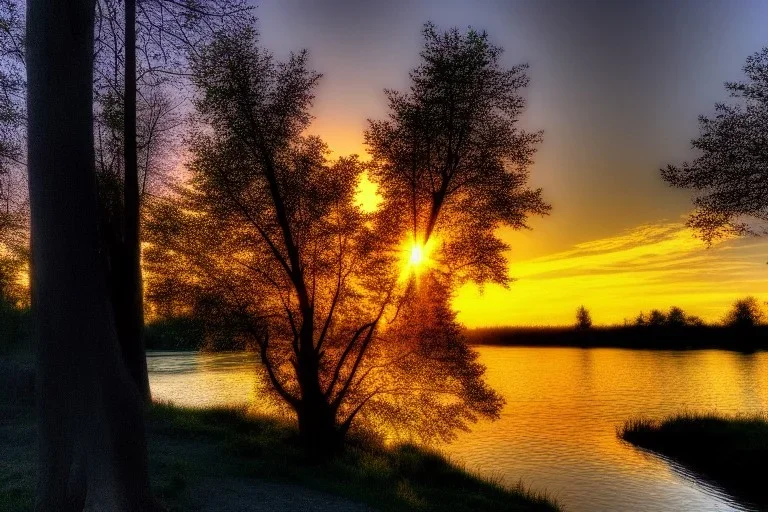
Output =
[
  {"x1": 366, "y1": 22, "x2": 549, "y2": 286},
  {"x1": 145, "y1": 22, "x2": 549, "y2": 454},
  {"x1": 663, "y1": 48, "x2": 768, "y2": 244}
]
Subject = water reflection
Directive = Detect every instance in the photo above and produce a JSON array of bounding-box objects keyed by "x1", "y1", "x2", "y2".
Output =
[
  {"x1": 147, "y1": 351, "x2": 261, "y2": 408},
  {"x1": 147, "y1": 347, "x2": 768, "y2": 512}
]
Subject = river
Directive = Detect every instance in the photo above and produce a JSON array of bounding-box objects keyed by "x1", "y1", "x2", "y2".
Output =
[{"x1": 147, "y1": 346, "x2": 768, "y2": 512}]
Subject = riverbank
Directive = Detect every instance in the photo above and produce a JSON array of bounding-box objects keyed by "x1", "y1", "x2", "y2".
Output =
[
  {"x1": 619, "y1": 412, "x2": 768, "y2": 510},
  {"x1": 466, "y1": 325, "x2": 768, "y2": 351},
  {"x1": 0, "y1": 397, "x2": 559, "y2": 512}
]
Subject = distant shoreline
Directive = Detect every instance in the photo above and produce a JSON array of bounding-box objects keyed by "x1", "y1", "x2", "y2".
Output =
[{"x1": 465, "y1": 326, "x2": 768, "y2": 351}]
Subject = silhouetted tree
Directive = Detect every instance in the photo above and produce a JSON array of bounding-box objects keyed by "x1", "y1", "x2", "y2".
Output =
[
  {"x1": 575, "y1": 306, "x2": 592, "y2": 330},
  {"x1": 662, "y1": 48, "x2": 768, "y2": 244},
  {"x1": 0, "y1": 0, "x2": 24, "y2": 175},
  {"x1": 27, "y1": 0, "x2": 151, "y2": 508},
  {"x1": 366, "y1": 23, "x2": 549, "y2": 284},
  {"x1": 0, "y1": 0, "x2": 27, "y2": 306},
  {"x1": 0, "y1": 206, "x2": 24, "y2": 304},
  {"x1": 724, "y1": 296, "x2": 764, "y2": 328},
  {"x1": 647, "y1": 309, "x2": 666, "y2": 327},
  {"x1": 633, "y1": 307, "x2": 703, "y2": 328},
  {"x1": 665, "y1": 306, "x2": 687, "y2": 327},
  {"x1": 145, "y1": 23, "x2": 535, "y2": 458},
  {"x1": 92, "y1": 0, "x2": 254, "y2": 401}
]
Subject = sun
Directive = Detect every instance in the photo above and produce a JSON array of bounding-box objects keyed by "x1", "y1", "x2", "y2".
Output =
[
  {"x1": 409, "y1": 243, "x2": 425, "y2": 266},
  {"x1": 401, "y1": 238, "x2": 435, "y2": 279}
]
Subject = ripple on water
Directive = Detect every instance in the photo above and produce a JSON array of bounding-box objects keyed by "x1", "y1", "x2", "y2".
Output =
[{"x1": 148, "y1": 347, "x2": 767, "y2": 512}]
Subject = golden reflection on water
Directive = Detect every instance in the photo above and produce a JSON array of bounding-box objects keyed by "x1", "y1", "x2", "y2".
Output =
[
  {"x1": 148, "y1": 347, "x2": 768, "y2": 512},
  {"x1": 445, "y1": 347, "x2": 766, "y2": 512}
]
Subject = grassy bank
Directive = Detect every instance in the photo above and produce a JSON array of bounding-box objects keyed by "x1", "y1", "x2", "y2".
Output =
[
  {"x1": 0, "y1": 400, "x2": 559, "y2": 512},
  {"x1": 619, "y1": 412, "x2": 768, "y2": 509},
  {"x1": 467, "y1": 325, "x2": 768, "y2": 351}
]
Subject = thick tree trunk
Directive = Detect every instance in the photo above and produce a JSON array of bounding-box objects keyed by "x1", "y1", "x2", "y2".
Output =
[
  {"x1": 27, "y1": 1, "x2": 152, "y2": 509},
  {"x1": 296, "y1": 317, "x2": 341, "y2": 459},
  {"x1": 119, "y1": 0, "x2": 151, "y2": 402}
]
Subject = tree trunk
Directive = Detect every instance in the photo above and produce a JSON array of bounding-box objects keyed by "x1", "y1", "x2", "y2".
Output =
[
  {"x1": 27, "y1": 1, "x2": 152, "y2": 509},
  {"x1": 119, "y1": 0, "x2": 151, "y2": 402},
  {"x1": 296, "y1": 317, "x2": 340, "y2": 460}
]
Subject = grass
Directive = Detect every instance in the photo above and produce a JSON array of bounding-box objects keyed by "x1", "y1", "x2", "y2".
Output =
[
  {"x1": 466, "y1": 325, "x2": 768, "y2": 351},
  {"x1": 0, "y1": 400, "x2": 559, "y2": 512},
  {"x1": 619, "y1": 411, "x2": 768, "y2": 509}
]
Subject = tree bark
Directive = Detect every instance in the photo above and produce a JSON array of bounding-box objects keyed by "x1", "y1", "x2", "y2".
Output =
[
  {"x1": 119, "y1": 0, "x2": 151, "y2": 402},
  {"x1": 27, "y1": 0, "x2": 152, "y2": 509},
  {"x1": 295, "y1": 316, "x2": 340, "y2": 460}
]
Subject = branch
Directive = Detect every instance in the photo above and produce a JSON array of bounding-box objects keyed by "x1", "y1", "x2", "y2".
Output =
[
  {"x1": 324, "y1": 322, "x2": 373, "y2": 399},
  {"x1": 245, "y1": 326, "x2": 299, "y2": 408}
]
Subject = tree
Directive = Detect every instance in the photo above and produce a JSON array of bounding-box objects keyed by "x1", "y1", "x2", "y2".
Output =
[
  {"x1": 91, "y1": 0, "x2": 253, "y2": 401},
  {"x1": 647, "y1": 309, "x2": 666, "y2": 327},
  {"x1": 365, "y1": 22, "x2": 549, "y2": 287},
  {"x1": 27, "y1": 0, "x2": 151, "y2": 508},
  {"x1": 724, "y1": 296, "x2": 764, "y2": 328},
  {"x1": 0, "y1": 0, "x2": 25, "y2": 176},
  {"x1": 665, "y1": 306, "x2": 687, "y2": 327},
  {"x1": 145, "y1": 22, "x2": 545, "y2": 458},
  {"x1": 0, "y1": 0, "x2": 28, "y2": 307},
  {"x1": 662, "y1": 48, "x2": 768, "y2": 244},
  {"x1": 575, "y1": 306, "x2": 592, "y2": 330}
]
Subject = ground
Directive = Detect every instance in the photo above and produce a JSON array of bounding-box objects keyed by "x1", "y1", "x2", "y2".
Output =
[{"x1": 0, "y1": 363, "x2": 558, "y2": 512}]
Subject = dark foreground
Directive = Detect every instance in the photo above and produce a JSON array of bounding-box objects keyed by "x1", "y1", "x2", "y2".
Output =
[
  {"x1": 467, "y1": 326, "x2": 768, "y2": 351},
  {"x1": 619, "y1": 413, "x2": 768, "y2": 510},
  {"x1": 0, "y1": 392, "x2": 558, "y2": 512}
]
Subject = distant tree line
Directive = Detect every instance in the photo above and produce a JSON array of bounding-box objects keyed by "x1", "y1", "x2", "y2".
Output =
[{"x1": 574, "y1": 297, "x2": 765, "y2": 329}]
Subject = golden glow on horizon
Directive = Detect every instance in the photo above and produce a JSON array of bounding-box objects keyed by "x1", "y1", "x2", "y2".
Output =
[
  {"x1": 453, "y1": 222, "x2": 768, "y2": 327},
  {"x1": 316, "y1": 136, "x2": 768, "y2": 329}
]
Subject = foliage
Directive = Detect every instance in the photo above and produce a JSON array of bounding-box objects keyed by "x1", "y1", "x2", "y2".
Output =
[
  {"x1": 575, "y1": 306, "x2": 592, "y2": 330},
  {"x1": 0, "y1": 297, "x2": 28, "y2": 353},
  {"x1": 365, "y1": 22, "x2": 549, "y2": 286},
  {"x1": 0, "y1": 0, "x2": 28, "y2": 309},
  {"x1": 723, "y1": 296, "x2": 764, "y2": 328},
  {"x1": 633, "y1": 306, "x2": 703, "y2": 328},
  {"x1": 92, "y1": 0, "x2": 254, "y2": 201},
  {"x1": 662, "y1": 48, "x2": 768, "y2": 243},
  {"x1": 143, "y1": 21, "x2": 551, "y2": 451},
  {"x1": 144, "y1": 315, "x2": 252, "y2": 352},
  {"x1": 0, "y1": 0, "x2": 25, "y2": 182},
  {"x1": 0, "y1": 205, "x2": 25, "y2": 306}
]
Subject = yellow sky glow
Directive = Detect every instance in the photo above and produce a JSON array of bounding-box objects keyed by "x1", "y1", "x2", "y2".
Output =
[{"x1": 454, "y1": 222, "x2": 768, "y2": 327}]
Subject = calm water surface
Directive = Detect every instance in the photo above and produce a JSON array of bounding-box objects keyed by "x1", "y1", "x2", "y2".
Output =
[{"x1": 147, "y1": 347, "x2": 768, "y2": 512}]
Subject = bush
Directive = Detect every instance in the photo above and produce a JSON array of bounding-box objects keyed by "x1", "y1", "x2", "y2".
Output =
[
  {"x1": 0, "y1": 296, "x2": 31, "y2": 354},
  {"x1": 724, "y1": 296, "x2": 764, "y2": 328},
  {"x1": 575, "y1": 306, "x2": 592, "y2": 330}
]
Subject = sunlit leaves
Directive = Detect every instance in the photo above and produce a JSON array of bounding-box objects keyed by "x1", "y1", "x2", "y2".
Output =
[
  {"x1": 365, "y1": 22, "x2": 550, "y2": 287},
  {"x1": 147, "y1": 24, "x2": 507, "y2": 443}
]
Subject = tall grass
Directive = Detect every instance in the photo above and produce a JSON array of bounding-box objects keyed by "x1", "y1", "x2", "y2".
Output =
[{"x1": 619, "y1": 411, "x2": 768, "y2": 509}]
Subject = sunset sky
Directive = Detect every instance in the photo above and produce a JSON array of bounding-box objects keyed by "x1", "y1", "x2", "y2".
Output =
[{"x1": 255, "y1": 0, "x2": 768, "y2": 326}]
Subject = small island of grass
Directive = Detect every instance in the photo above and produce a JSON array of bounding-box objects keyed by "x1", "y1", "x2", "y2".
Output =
[{"x1": 619, "y1": 412, "x2": 768, "y2": 510}]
